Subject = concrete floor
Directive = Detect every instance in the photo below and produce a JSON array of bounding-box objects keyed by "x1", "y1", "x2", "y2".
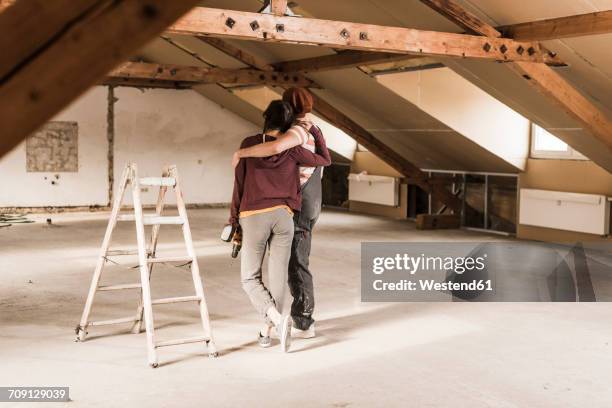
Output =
[{"x1": 1, "y1": 208, "x2": 611, "y2": 407}]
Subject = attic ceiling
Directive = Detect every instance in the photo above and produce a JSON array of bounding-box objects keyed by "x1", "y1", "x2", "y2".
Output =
[{"x1": 138, "y1": 0, "x2": 611, "y2": 173}]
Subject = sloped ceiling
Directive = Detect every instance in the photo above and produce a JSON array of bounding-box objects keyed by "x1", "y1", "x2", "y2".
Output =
[{"x1": 140, "y1": 0, "x2": 611, "y2": 173}]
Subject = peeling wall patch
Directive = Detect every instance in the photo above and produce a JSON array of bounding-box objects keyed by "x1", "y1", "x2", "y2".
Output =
[{"x1": 26, "y1": 121, "x2": 78, "y2": 172}]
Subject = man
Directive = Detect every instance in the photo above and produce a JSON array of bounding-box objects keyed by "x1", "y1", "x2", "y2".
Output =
[{"x1": 232, "y1": 88, "x2": 323, "y2": 338}]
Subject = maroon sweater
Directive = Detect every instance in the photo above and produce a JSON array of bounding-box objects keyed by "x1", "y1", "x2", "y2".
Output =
[{"x1": 229, "y1": 126, "x2": 331, "y2": 227}]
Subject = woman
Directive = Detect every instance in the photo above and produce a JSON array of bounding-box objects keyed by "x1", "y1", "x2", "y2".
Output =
[
  {"x1": 232, "y1": 88, "x2": 323, "y2": 339},
  {"x1": 229, "y1": 100, "x2": 331, "y2": 352}
]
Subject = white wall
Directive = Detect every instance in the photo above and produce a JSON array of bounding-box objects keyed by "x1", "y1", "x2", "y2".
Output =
[
  {"x1": 0, "y1": 87, "x2": 108, "y2": 207},
  {"x1": 113, "y1": 87, "x2": 258, "y2": 206},
  {"x1": 0, "y1": 86, "x2": 258, "y2": 208},
  {"x1": 376, "y1": 67, "x2": 530, "y2": 170}
]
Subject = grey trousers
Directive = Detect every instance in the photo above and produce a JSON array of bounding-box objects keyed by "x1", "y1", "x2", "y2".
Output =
[{"x1": 239, "y1": 208, "x2": 295, "y2": 324}]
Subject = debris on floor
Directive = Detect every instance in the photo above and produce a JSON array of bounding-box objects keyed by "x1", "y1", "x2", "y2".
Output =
[{"x1": 0, "y1": 213, "x2": 34, "y2": 228}]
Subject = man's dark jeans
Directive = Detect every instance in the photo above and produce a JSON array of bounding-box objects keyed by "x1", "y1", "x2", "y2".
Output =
[{"x1": 288, "y1": 167, "x2": 322, "y2": 330}]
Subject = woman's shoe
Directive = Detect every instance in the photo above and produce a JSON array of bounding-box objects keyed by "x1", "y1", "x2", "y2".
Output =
[
  {"x1": 258, "y1": 332, "x2": 272, "y2": 348},
  {"x1": 278, "y1": 315, "x2": 292, "y2": 353}
]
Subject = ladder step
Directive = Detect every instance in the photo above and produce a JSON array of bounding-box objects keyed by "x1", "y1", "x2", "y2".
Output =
[
  {"x1": 147, "y1": 256, "x2": 193, "y2": 264},
  {"x1": 106, "y1": 249, "x2": 152, "y2": 257},
  {"x1": 116, "y1": 213, "x2": 156, "y2": 221},
  {"x1": 143, "y1": 216, "x2": 184, "y2": 225},
  {"x1": 106, "y1": 249, "x2": 140, "y2": 256},
  {"x1": 140, "y1": 177, "x2": 176, "y2": 187},
  {"x1": 151, "y1": 295, "x2": 201, "y2": 305},
  {"x1": 97, "y1": 283, "x2": 142, "y2": 291},
  {"x1": 89, "y1": 315, "x2": 140, "y2": 327},
  {"x1": 155, "y1": 336, "x2": 209, "y2": 348},
  {"x1": 116, "y1": 215, "x2": 184, "y2": 225}
]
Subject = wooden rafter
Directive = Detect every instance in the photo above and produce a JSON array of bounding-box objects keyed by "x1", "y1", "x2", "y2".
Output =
[
  {"x1": 419, "y1": 0, "x2": 501, "y2": 37},
  {"x1": 0, "y1": 0, "x2": 101, "y2": 81},
  {"x1": 198, "y1": 36, "x2": 271, "y2": 70},
  {"x1": 198, "y1": 37, "x2": 462, "y2": 211},
  {"x1": 0, "y1": 0, "x2": 15, "y2": 11},
  {"x1": 168, "y1": 7, "x2": 564, "y2": 65},
  {"x1": 107, "y1": 61, "x2": 319, "y2": 88},
  {"x1": 500, "y1": 10, "x2": 612, "y2": 41},
  {"x1": 508, "y1": 61, "x2": 612, "y2": 150},
  {"x1": 0, "y1": 0, "x2": 200, "y2": 158},
  {"x1": 273, "y1": 51, "x2": 422, "y2": 73},
  {"x1": 419, "y1": 0, "x2": 612, "y2": 158},
  {"x1": 103, "y1": 77, "x2": 193, "y2": 89},
  {"x1": 421, "y1": 1, "x2": 612, "y2": 41}
]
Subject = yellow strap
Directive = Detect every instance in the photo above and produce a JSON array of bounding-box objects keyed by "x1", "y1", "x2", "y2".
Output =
[{"x1": 240, "y1": 205, "x2": 293, "y2": 219}]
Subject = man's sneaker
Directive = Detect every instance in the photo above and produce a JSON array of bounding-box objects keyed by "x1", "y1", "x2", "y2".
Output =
[
  {"x1": 278, "y1": 315, "x2": 292, "y2": 353},
  {"x1": 292, "y1": 323, "x2": 315, "y2": 339},
  {"x1": 257, "y1": 332, "x2": 272, "y2": 348}
]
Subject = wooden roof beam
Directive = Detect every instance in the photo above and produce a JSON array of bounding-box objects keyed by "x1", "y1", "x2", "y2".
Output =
[
  {"x1": 168, "y1": 7, "x2": 564, "y2": 66},
  {"x1": 499, "y1": 10, "x2": 612, "y2": 41},
  {"x1": 107, "y1": 61, "x2": 319, "y2": 88}
]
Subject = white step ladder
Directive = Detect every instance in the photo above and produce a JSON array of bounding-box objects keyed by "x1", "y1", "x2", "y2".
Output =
[{"x1": 76, "y1": 163, "x2": 217, "y2": 367}]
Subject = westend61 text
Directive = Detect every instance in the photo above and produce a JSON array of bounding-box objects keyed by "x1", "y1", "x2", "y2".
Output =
[{"x1": 373, "y1": 279, "x2": 493, "y2": 292}]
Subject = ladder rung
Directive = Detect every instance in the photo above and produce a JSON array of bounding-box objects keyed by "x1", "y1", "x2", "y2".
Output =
[
  {"x1": 151, "y1": 295, "x2": 201, "y2": 305},
  {"x1": 97, "y1": 283, "x2": 142, "y2": 291},
  {"x1": 116, "y1": 215, "x2": 184, "y2": 225},
  {"x1": 143, "y1": 216, "x2": 184, "y2": 225},
  {"x1": 89, "y1": 315, "x2": 140, "y2": 327},
  {"x1": 155, "y1": 336, "x2": 209, "y2": 348},
  {"x1": 116, "y1": 213, "x2": 156, "y2": 221},
  {"x1": 147, "y1": 256, "x2": 193, "y2": 264},
  {"x1": 106, "y1": 249, "x2": 140, "y2": 256},
  {"x1": 140, "y1": 177, "x2": 176, "y2": 187}
]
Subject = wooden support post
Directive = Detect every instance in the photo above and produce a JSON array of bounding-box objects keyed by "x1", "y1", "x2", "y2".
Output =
[
  {"x1": 169, "y1": 7, "x2": 563, "y2": 65},
  {"x1": 0, "y1": 0, "x2": 200, "y2": 158}
]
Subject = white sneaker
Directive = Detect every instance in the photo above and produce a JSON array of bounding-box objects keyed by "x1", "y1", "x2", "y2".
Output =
[{"x1": 292, "y1": 323, "x2": 315, "y2": 339}]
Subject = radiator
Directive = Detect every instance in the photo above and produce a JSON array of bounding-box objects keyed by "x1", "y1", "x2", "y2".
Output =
[
  {"x1": 519, "y1": 188, "x2": 610, "y2": 235},
  {"x1": 348, "y1": 173, "x2": 399, "y2": 206}
]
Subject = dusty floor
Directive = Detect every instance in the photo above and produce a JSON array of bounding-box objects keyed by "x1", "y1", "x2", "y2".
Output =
[{"x1": 1, "y1": 208, "x2": 611, "y2": 407}]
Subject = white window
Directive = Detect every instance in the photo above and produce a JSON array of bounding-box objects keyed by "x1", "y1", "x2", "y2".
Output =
[{"x1": 530, "y1": 124, "x2": 588, "y2": 160}]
